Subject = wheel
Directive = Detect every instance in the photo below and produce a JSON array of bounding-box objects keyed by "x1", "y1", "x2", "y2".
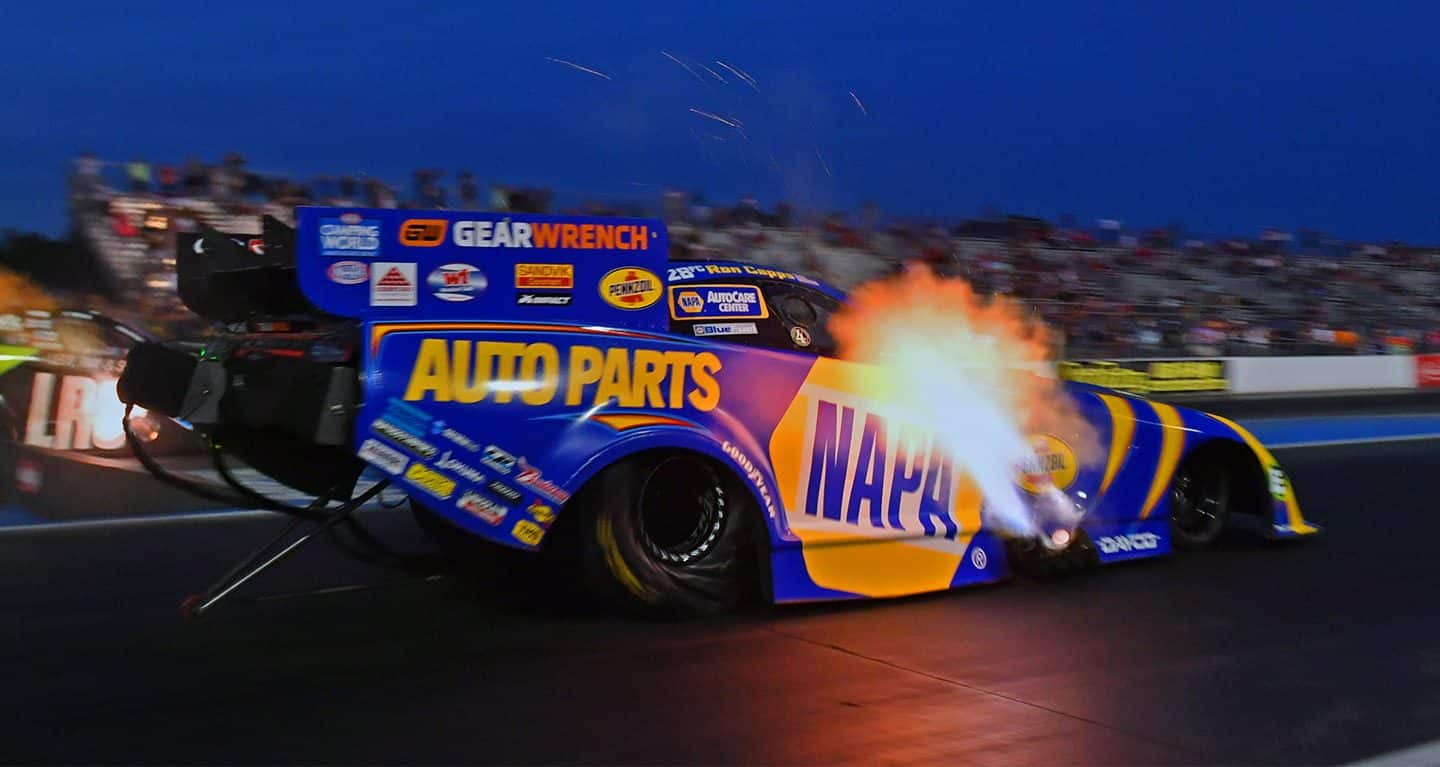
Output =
[
  {"x1": 577, "y1": 452, "x2": 753, "y2": 617},
  {"x1": 1170, "y1": 461, "x2": 1230, "y2": 550}
]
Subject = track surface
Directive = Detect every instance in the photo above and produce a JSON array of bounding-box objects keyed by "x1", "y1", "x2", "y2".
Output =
[{"x1": 3, "y1": 441, "x2": 1438, "y2": 765}]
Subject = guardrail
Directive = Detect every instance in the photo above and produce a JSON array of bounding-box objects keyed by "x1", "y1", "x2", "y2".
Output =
[{"x1": 1058, "y1": 354, "x2": 1440, "y2": 396}]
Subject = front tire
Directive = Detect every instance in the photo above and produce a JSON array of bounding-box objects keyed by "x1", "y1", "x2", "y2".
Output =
[
  {"x1": 577, "y1": 452, "x2": 752, "y2": 617},
  {"x1": 1170, "y1": 461, "x2": 1230, "y2": 550}
]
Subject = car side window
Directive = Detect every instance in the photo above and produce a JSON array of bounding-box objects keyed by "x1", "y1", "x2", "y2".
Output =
[{"x1": 763, "y1": 283, "x2": 841, "y2": 357}]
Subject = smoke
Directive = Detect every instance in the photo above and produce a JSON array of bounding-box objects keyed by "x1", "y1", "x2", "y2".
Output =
[{"x1": 828, "y1": 262, "x2": 1098, "y2": 540}]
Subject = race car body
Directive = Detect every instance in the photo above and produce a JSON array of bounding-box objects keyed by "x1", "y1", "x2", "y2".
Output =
[{"x1": 120, "y1": 207, "x2": 1318, "y2": 614}]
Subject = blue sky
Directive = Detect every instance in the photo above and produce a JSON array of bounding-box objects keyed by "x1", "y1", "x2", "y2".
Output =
[{"x1": 4, "y1": 1, "x2": 1439, "y2": 242}]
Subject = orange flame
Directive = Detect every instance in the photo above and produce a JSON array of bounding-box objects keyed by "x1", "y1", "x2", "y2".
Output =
[
  {"x1": 829, "y1": 263, "x2": 1098, "y2": 539},
  {"x1": 0, "y1": 269, "x2": 56, "y2": 314}
]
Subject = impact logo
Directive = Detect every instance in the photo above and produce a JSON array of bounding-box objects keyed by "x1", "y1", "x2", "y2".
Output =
[
  {"x1": 426, "y1": 263, "x2": 485, "y2": 302},
  {"x1": 598, "y1": 267, "x2": 661, "y2": 310},
  {"x1": 1017, "y1": 434, "x2": 1078, "y2": 493},
  {"x1": 400, "y1": 219, "x2": 447, "y2": 247},
  {"x1": 319, "y1": 213, "x2": 381, "y2": 258},
  {"x1": 791, "y1": 392, "x2": 973, "y2": 541}
]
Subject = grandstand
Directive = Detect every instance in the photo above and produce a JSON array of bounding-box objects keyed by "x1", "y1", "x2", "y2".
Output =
[{"x1": 68, "y1": 155, "x2": 1440, "y2": 357}]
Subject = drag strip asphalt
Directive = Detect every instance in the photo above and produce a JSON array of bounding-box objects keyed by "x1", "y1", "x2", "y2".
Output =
[{"x1": 2, "y1": 439, "x2": 1438, "y2": 765}]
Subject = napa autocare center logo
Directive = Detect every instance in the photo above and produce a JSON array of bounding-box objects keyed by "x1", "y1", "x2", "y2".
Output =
[{"x1": 318, "y1": 212, "x2": 381, "y2": 258}]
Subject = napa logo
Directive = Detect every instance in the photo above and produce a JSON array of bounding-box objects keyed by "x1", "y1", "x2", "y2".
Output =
[
  {"x1": 1017, "y1": 434, "x2": 1077, "y2": 493},
  {"x1": 790, "y1": 391, "x2": 978, "y2": 541},
  {"x1": 676, "y1": 290, "x2": 704, "y2": 314}
]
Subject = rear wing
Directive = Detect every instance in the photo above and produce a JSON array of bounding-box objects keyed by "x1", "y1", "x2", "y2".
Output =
[
  {"x1": 294, "y1": 207, "x2": 669, "y2": 331},
  {"x1": 176, "y1": 216, "x2": 319, "y2": 323}
]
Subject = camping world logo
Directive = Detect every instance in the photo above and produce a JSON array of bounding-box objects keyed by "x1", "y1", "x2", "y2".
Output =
[{"x1": 676, "y1": 290, "x2": 704, "y2": 313}]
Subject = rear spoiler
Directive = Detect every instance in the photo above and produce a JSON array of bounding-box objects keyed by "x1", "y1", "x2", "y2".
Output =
[{"x1": 176, "y1": 215, "x2": 329, "y2": 323}]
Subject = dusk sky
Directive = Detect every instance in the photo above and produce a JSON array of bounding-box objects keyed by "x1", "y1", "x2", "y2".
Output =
[{"x1": 5, "y1": 2, "x2": 1439, "y2": 242}]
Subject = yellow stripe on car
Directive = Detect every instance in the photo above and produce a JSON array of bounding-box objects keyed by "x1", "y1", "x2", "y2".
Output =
[
  {"x1": 1096, "y1": 394, "x2": 1135, "y2": 495},
  {"x1": 1140, "y1": 402, "x2": 1187, "y2": 519}
]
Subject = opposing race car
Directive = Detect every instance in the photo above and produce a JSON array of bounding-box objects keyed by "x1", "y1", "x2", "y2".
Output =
[{"x1": 119, "y1": 208, "x2": 1318, "y2": 616}]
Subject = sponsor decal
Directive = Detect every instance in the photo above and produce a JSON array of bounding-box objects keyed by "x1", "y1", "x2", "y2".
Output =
[
  {"x1": 790, "y1": 395, "x2": 976, "y2": 541},
  {"x1": 381, "y1": 398, "x2": 432, "y2": 433},
  {"x1": 434, "y1": 450, "x2": 486, "y2": 484},
  {"x1": 515, "y1": 458, "x2": 570, "y2": 504},
  {"x1": 452, "y1": 221, "x2": 652, "y2": 250},
  {"x1": 1268, "y1": 466, "x2": 1288, "y2": 500},
  {"x1": 722, "y1": 440, "x2": 777, "y2": 518},
  {"x1": 1058, "y1": 360, "x2": 1228, "y2": 394},
  {"x1": 370, "y1": 262, "x2": 418, "y2": 307},
  {"x1": 457, "y1": 490, "x2": 507, "y2": 525},
  {"x1": 405, "y1": 462, "x2": 456, "y2": 500},
  {"x1": 790, "y1": 326, "x2": 813, "y2": 348},
  {"x1": 1096, "y1": 532, "x2": 1160, "y2": 554},
  {"x1": 598, "y1": 267, "x2": 662, "y2": 310},
  {"x1": 399, "y1": 218, "x2": 447, "y2": 247},
  {"x1": 326, "y1": 260, "x2": 369, "y2": 285},
  {"x1": 16, "y1": 458, "x2": 41, "y2": 494},
  {"x1": 1017, "y1": 434, "x2": 1078, "y2": 493},
  {"x1": 426, "y1": 263, "x2": 486, "y2": 302},
  {"x1": 487, "y1": 480, "x2": 523, "y2": 504},
  {"x1": 514, "y1": 263, "x2": 575, "y2": 289},
  {"x1": 372, "y1": 419, "x2": 438, "y2": 459},
  {"x1": 358, "y1": 438, "x2": 408, "y2": 475},
  {"x1": 970, "y1": 547, "x2": 988, "y2": 569},
  {"x1": 516, "y1": 292, "x2": 573, "y2": 306},
  {"x1": 24, "y1": 373, "x2": 128, "y2": 451},
  {"x1": 512, "y1": 519, "x2": 545, "y2": 546},
  {"x1": 527, "y1": 498, "x2": 556, "y2": 525},
  {"x1": 1418, "y1": 354, "x2": 1440, "y2": 388},
  {"x1": 481, "y1": 444, "x2": 518, "y2": 474},
  {"x1": 668, "y1": 284, "x2": 768, "y2": 320},
  {"x1": 667, "y1": 263, "x2": 819, "y2": 285},
  {"x1": 403, "y1": 341, "x2": 721, "y2": 411},
  {"x1": 430, "y1": 420, "x2": 480, "y2": 452},
  {"x1": 693, "y1": 322, "x2": 758, "y2": 337},
  {"x1": 319, "y1": 214, "x2": 381, "y2": 258}
]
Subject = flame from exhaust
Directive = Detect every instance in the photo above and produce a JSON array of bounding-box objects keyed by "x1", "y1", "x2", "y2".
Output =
[
  {"x1": 0, "y1": 269, "x2": 56, "y2": 314},
  {"x1": 828, "y1": 263, "x2": 1098, "y2": 540}
]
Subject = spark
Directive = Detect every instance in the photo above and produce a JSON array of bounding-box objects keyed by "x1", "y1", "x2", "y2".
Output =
[
  {"x1": 690, "y1": 108, "x2": 744, "y2": 129},
  {"x1": 696, "y1": 62, "x2": 728, "y2": 84},
  {"x1": 850, "y1": 90, "x2": 868, "y2": 115},
  {"x1": 660, "y1": 51, "x2": 707, "y2": 84},
  {"x1": 716, "y1": 60, "x2": 759, "y2": 91},
  {"x1": 815, "y1": 146, "x2": 832, "y2": 177},
  {"x1": 544, "y1": 57, "x2": 612, "y2": 80}
]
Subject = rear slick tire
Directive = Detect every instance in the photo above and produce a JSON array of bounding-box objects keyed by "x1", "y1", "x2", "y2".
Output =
[
  {"x1": 1170, "y1": 462, "x2": 1230, "y2": 550},
  {"x1": 577, "y1": 452, "x2": 751, "y2": 618}
]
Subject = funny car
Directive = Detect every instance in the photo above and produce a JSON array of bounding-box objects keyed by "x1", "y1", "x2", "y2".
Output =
[{"x1": 118, "y1": 208, "x2": 1318, "y2": 616}]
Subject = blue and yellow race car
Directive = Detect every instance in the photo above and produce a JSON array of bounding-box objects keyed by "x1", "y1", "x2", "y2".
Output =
[{"x1": 120, "y1": 208, "x2": 1318, "y2": 617}]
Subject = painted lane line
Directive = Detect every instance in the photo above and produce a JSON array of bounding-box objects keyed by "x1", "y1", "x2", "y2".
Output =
[
  {"x1": 1268, "y1": 433, "x2": 1440, "y2": 450},
  {"x1": 1341, "y1": 737, "x2": 1440, "y2": 766},
  {"x1": 0, "y1": 505, "x2": 392, "y2": 536}
]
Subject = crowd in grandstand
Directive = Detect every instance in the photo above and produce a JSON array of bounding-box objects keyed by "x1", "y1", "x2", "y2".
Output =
[{"x1": 66, "y1": 154, "x2": 1440, "y2": 359}]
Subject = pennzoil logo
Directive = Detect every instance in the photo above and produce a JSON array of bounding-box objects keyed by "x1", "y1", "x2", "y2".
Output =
[
  {"x1": 1017, "y1": 434, "x2": 1077, "y2": 493},
  {"x1": 599, "y1": 267, "x2": 661, "y2": 310},
  {"x1": 400, "y1": 219, "x2": 447, "y2": 247}
]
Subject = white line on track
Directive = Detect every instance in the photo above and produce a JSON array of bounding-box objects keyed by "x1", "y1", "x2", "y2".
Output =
[
  {"x1": 1268, "y1": 433, "x2": 1440, "y2": 450},
  {"x1": 0, "y1": 505, "x2": 390, "y2": 536},
  {"x1": 1341, "y1": 737, "x2": 1440, "y2": 766}
]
